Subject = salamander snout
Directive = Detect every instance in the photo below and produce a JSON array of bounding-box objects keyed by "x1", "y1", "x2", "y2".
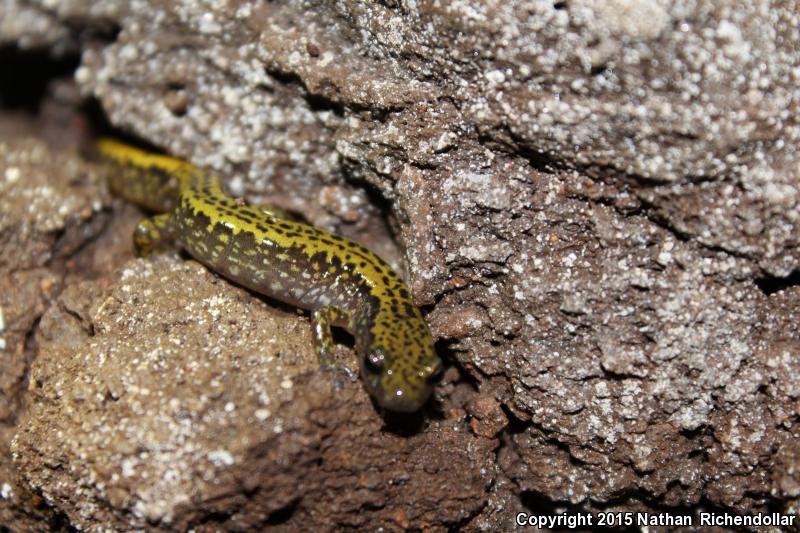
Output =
[{"x1": 359, "y1": 346, "x2": 442, "y2": 412}]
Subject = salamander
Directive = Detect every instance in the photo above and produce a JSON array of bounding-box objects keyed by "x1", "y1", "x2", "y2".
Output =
[{"x1": 95, "y1": 138, "x2": 441, "y2": 412}]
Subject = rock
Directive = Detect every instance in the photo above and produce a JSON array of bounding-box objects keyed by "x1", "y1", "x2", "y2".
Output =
[
  {"x1": 0, "y1": 0, "x2": 71, "y2": 51},
  {"x1": 0, "y1": 138, "x2": 111, "y2": 531},
  {"x1": 12, "y1": 258, "x2": 494, "y2": 531},
  {"x1": 0, "y1": 138, "x2": 109, "y2": 274},
  {"x1": 1, "y1": 0, "x2": 798, "y2": 529}
]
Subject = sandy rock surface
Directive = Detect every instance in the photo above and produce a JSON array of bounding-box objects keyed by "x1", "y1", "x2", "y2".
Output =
[
  {"x1": 12, "y1": 257, "x2": 495, "y2": 531},
  {"x1": 0, "y1": 136, "x2": 111, "y2": 530},
  {"x1": 0, "y1": 0, "x2": 798, "y2": 531}
]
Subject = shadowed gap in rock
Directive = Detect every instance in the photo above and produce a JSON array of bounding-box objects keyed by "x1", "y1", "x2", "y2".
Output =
[
  {"x1": 0, "y1": 46, "x2": 79, "y2": 113},
  {"x1": 755, "y1": 270, "x2": 800, "y2": 296}
]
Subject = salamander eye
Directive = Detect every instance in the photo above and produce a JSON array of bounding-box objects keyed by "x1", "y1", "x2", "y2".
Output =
[{"x1": 364, "y1": 350, "x2": 385, "y2": 374}]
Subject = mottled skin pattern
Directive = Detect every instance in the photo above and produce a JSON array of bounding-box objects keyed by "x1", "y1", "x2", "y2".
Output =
[{"x1": 96, "y1": 139, "x2": 441, "y2": 412}]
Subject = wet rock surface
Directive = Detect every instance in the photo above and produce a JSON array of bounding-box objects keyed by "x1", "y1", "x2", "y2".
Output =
[{"x1": 1, "y1": 0, "x2": 799, "y2": 530}]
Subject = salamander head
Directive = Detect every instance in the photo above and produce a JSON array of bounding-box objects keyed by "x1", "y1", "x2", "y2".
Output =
[
  {"x1": 358, "y1": 314, "x2": 442, "y2": 413},
  {"x1": 359, "y1": 343, "x2": 442, "y2": 412}
]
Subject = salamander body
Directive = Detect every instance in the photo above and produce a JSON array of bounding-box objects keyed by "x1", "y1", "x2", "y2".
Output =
[{"x1": 96, "y1": 139, "x2": 441, "y2": 412}]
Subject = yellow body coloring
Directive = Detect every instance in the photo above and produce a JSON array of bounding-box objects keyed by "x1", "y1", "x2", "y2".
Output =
[{"x1": 96, "y1": 139, "x2": 441, "y2": 412}]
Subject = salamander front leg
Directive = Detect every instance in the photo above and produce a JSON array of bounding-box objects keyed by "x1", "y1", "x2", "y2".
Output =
[
  {"x1": 133, "y1": 213, "x2": 176, "y2": 256},
  {"x1": 312, "y1": 306, "x2": 356, "y2": 382}
]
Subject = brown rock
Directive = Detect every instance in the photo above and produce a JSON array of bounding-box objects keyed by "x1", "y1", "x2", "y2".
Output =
[
  {"x1": 0, "y1": 137, "x2": 112, "y2": 531},
  {"x1": 12, "y1": 258, "x2": 494, "y2": 531},
  {"x1": 467, "y1": 395, "x2": 508, "y2": 440},
  {"x1": 1, "y1": 0, "x2": 799, "y2": 529},
  {"x1": 0, "y1": 138, "x2": 109, "y2": 274}
]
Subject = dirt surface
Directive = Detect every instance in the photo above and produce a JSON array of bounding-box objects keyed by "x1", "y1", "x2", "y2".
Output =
[{"x1": 1, "y1": 0, "x2": 799, "y2": 531}]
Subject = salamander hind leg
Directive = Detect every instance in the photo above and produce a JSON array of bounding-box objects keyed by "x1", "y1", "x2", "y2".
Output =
[
  {"x1": 312, "y1": 306, "x2": 356, "y2": 382},
  {"x1": 133, "y1": 213, "x2": 176, "y2": 256}
]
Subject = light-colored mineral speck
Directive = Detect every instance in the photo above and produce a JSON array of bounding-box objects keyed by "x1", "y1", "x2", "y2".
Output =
[
  {"x1": 3, "y1": 167, "x2": 20, "y2": 183},
  {"x1": 207, "y1": 449, "x2": 234, "y2": 467}
]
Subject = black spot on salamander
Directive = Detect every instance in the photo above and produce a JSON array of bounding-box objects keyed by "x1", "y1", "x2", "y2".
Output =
[
  {"x1": 214, "y1": 221, "x2": 234, "y2": 236},
  {"x1": 382, "y1": 276, "x2": 390, "y2": 285},
  {"x1": 310, "y1": 251, "x2": 327, "y2": 262},
  {"x1": 359, "y1": 261, "x2": 367, "y2": 268},
  {"x1": 149, "y1": 165, "x2": 176, "y2": 184},
  {"x1": 321, "y1": 239, "x2": 333, "y2": 246},
  {"x1": 404, "y1": 303, "x2": 415, "y2": 317},
  {"x1": 278, "y1": 222, "x2": 293, "y2": 230},
  {"x1": 234, "y1": 228, "x2": 257, "y2": 249},
  {"x1": 191, "y1": 210, "x2": 212, "y2": 227},
  {"x1": 399, "y1": 288, "x2": 409, "y2": 299}
]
